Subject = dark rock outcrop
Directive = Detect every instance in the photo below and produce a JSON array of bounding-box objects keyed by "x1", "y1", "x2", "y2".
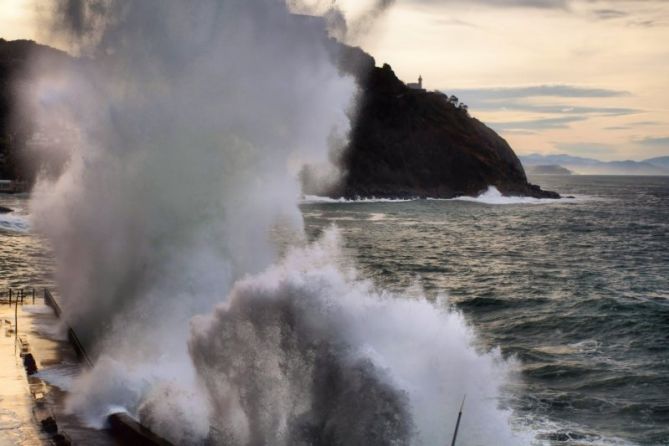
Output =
[{"x1": 330, "y1": 43, "x2": 559, "y2": 199}]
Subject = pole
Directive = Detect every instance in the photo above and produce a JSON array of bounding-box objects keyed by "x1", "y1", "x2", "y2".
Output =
[
  {"x1": 9, "y1": 288, "x2": 12, "y2": 305},
  {"x1": 32, "y1": 288, "x2": 35, "y2": 304},
  {"x1": 450, "y1": 395, "x2": 466, "y2": 446},
  {"x1": 14, "y1": 294, "x2": 18, "y2": 338}
]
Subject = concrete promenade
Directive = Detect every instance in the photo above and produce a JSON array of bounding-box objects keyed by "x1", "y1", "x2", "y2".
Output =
[{"x1": 0, "y1": 292, "x2": 118, "y2": 445}]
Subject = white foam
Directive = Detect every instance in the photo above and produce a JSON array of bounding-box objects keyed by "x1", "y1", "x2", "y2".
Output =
[
  {"x1": 367, "y1": 212, "x2": 387, "y2": 221},
  {"x1": 446, "y1": 186, "x2": 578, "y2": 205},
  {"x1": 302, "y1": 188, "x2": 586, "y2": 206},
  {"x1": 301, "y1": 195, "x2": 417, "y2": 204},
  {"x1": 37, "y1": 363, "x2": 80, "y2": 391},
  {"x1": 188, "y1": 229, "x2": 536, "y2": 445},
  {"x1": 0, "y1": 214, "x2": 30, "y2": 233},
  {"x1": 22, "y1": 305, "x2": 56, "y2": 315}
]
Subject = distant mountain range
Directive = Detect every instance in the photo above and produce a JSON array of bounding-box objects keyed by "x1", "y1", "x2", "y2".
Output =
[
  {"x1": 644, "y1": 156, "x2": 669, "y2": 170},
  {"x1": 520, "y1": 154, "x2": 669, "y2": 176},
  {"x1": 525, "y1": 164, "x2": 573, "y2": 175}
]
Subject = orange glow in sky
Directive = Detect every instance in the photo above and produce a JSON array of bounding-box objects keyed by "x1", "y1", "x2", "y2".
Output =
[{"x1": 2, "y1": 0, "x2": 667, "y2": 160}]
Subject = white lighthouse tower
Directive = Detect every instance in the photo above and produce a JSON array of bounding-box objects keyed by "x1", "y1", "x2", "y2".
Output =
[{"x1": 407, "y1": 75, "x2": 424, "y2": 91}]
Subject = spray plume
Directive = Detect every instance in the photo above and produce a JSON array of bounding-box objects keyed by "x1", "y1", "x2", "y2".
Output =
[
  {"x1": 24, "y1": 0, "x2": 534, "y2": 444},
  {"x1": 288, "y1": 0, "x2": 396, "y2": 42}
]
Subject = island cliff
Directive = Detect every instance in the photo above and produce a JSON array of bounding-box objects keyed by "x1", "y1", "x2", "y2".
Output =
[{"x1": 329, "y1": 43, "x2": 559, "y2": 199}]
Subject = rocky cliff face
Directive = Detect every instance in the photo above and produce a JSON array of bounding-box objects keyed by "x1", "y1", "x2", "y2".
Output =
[{"x1": 329, "y1": 43, "x2": 559, "y2": 199}]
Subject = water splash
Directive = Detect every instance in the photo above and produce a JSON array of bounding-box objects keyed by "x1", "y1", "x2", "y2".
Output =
[
  {"x1": 0, "y1": 214, "x2": 31, "y2": 233},
  {"x1": 451, "y1": 186, "x2": 572, "y2": 205},
  {"x1": 189, "y1": 229, "x2": 533, "y2": 445},
  {"x1": 24, "y1": 1, "x2": 534, "y2": 444}
]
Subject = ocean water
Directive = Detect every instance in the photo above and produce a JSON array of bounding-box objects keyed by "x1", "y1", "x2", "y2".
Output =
[
  {"x1": 1, "y1": 175, "x2": 668, "y2": 445},
  {"x1": 0, "y1": 194, "x2": 53, "y2": 290},
  {"x1": 302, "y1": 175, "x2": 669, "y2": 445}
]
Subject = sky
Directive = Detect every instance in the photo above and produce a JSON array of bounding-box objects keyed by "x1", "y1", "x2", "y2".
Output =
[{"x1": 1, "y1": 0, "x2": 668, "y2": 161}]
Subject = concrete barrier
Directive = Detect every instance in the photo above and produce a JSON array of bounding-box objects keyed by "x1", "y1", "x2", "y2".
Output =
[{"x1": 108, "y1": 413, "x2": 173, "y2": 446}]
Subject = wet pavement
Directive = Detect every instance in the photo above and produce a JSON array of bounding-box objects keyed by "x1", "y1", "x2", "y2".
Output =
[{"x1": 0, "y1": 295, "x2": 118, "y2": 446}]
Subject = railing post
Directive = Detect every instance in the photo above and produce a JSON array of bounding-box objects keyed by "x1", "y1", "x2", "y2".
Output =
[
  {"x1": 9, "y1": 288, "x2": 12, "y2": 305},
  {"x1": 14, "y1": 293, "x2": 18, "y2": 338}
]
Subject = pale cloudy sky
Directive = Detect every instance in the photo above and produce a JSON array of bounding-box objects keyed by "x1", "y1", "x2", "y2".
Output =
[{"x1": 1, "y1": 0, "x2": 668, "y2": 160}]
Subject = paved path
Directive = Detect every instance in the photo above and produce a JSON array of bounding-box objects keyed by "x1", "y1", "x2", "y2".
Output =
[
  {"x1": 0, "y1": 298, "x2": 118, "y2": 445},
  {"x1": 0, "y1": 301, "x2": 43, "y2": 445}
]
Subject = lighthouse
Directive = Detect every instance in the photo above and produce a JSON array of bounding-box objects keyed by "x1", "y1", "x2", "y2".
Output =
[{"x1": 407, "y1": 75, "x2": 424, "y2": 91}]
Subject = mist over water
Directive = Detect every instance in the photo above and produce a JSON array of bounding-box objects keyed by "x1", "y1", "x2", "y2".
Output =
[
  {"x1": 21, "y1": 1, "x2": 532, "y2": 444},
  {"x1": 28, "y1": 0, "x2": 354, "y2": 336}
]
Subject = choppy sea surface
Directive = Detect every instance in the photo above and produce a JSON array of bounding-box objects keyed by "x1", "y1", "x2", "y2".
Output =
[
  {"x1": 302, "y1": 175, "x2": 669, "y2": 445},
  {"x1": 2, "y1": 175, "x2": 668, "y2": 445},
  {"x1": 0, "y1": 194, "x2": 53, "y2": 290}
]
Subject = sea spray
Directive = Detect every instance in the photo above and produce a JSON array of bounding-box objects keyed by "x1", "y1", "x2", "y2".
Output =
[
  {"x1": 27, "y1": 0, "x2": 354, "y2": 342},
  {"x1": 189, "y1": 228, "x2": 533, "y2": 445},
  {"x1": 23, "y1": 0, "x2": 533, "y2": 444},
  {"x1": 27, "y1": 0, "x2": 355, "y2": 441}
]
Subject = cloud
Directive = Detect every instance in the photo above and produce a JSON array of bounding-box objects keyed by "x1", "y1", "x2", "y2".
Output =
[
  {"x1": 626, "y1": 19, "x2": 664, "y2": 27},
  {"x1": 555, "y1": 142, "x2": 614, "y2": 155},
  {"x1": 444, "y1": 85, "x2": 641, "y2": 120},
  {"x1": 432, "y1": 17, "x2": 479, "y2": 28},
  {"x1": 407, "y1": 0, "x2": 665, "y2": 9},
  {"x1": 604, "y1": 126, "x2": 629, "y2": 130},
  {"x1": 592, "y1": 9, "x2": 628, "y2": 20},
  {"x1": 409, "y1": 0, "x2": 568, "y2": 8},
  {"x1": 487, "y1": 115, "x2": 587, "y2": 131},
  {"x1": 605, "y1": 121, "x2": 662, "y2": 130},
  {"x1": 636, "y1": 136, "x2": 669, "y2": 147},
  {"x1": 446, "y1": 84, "x2": 629, "y2": 100},
  {"x1": 468, "y1": 102, "x2": 638, "y2": 116}
]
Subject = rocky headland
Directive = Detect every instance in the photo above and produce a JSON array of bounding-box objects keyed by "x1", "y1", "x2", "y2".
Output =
[{"x1": 328, "y1": 43, "x2": 559, "y2": 199}]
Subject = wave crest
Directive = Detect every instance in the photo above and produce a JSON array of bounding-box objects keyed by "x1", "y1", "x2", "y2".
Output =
[
  {"x1": 188, "y1": 229, "x2": 532, "y2": 445},
  {"x1": 0, "y1": 214, "x2": 30, "y2": 233}
]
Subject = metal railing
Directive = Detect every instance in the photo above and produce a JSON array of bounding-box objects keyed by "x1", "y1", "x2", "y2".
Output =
[{"x1": 0, "y1": 288, "x2": 37, "y2": 305}]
